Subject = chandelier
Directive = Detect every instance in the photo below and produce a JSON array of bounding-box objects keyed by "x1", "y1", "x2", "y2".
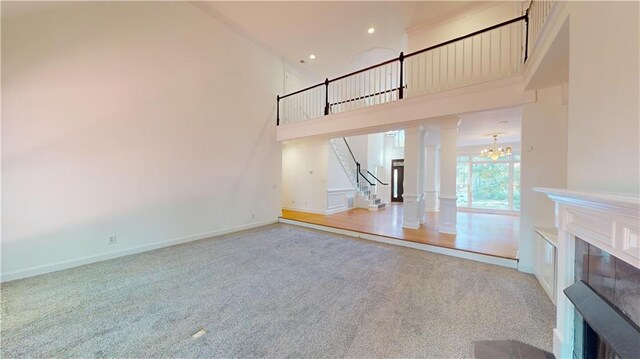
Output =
[{"x1": 480, "y1": 134, "x2": 512, "y2": 161}]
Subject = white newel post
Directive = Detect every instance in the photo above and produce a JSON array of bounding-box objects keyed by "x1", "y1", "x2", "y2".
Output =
[
  {"x1": 438, "y1": 118, "x2": 460, "y2": 234},
  {"x1": 402, "y1": 125, "x2": 426, "y2": 229},
  {"x1": 534, "y1": 187, "x2": 640, "y2": 359},
  {"x1": 424, "y1": 145, "x2": 439, "y2": 212}
]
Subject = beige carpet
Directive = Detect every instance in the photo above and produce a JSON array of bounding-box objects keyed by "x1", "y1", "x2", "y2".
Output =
[{"x1": 1, "y1": 224, "x2": 554, "y2": 358}]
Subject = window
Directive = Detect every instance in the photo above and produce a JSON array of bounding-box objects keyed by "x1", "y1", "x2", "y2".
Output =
[
  {"x1": 395, "y1": 131, "x2": 405, "y2": 147},
  {"x1": 456, "y1": 154, "x2": 520, "y2": 211}
]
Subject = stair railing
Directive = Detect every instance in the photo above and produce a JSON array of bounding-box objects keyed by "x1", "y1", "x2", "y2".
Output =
[
  {"x1": 366, "y1": 170, "x2": 388, "y2": 186},
  {"x1": 341, "y1": 138, "x2": 375, "y2": 188},
  {"x1": 277, "y1": 9, "x2": 532, "y2": 126}
]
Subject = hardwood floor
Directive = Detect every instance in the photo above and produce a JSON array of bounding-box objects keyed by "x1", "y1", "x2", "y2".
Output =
[{"x1": 280, "y1": 204, "x2": 519, "y2": 260}]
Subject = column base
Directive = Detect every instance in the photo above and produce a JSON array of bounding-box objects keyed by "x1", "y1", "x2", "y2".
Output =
[
  {"x1": 402, "y1": 193, "x2": 423, "y2": 229},
  {"x1": 438, "y1": 195, "x2": 457, "y2": 234},
  {"x1": 424, "y1": 190, "x2": 439, "y2": 212}
]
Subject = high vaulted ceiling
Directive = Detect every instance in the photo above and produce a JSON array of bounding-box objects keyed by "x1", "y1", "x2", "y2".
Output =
[{"x1": 194, "y1": 1, "x2": 489, "y2": 81}]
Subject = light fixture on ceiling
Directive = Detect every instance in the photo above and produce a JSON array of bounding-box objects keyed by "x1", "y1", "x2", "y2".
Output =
[
  {"x1": 368, "y1": 27, "x2": 375, "y2": 34},
  {"x1": 309, "y1": 54, "x2": 316, "y2": 60},
  {"x1": 480, "y1": 134, "x2": 512, "y2": 161}
]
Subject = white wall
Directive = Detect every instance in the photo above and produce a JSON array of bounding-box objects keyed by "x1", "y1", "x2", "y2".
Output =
[
  {"x1": 327, "y1": 145, "x2": 354, "y2": 190},
  {"x1": 327, "y1": 146, "x2": 356, "y2": 213},
  {"x1": 367, "y1": 133, "x2": 385, "y2": 173},
  {"x1": 281, "y1": 139, "x2": 328, "y2": 213},
  {"x1": 282, "y1": 138, "x2": 355, "y2": 214},
  {"x1": 567, "y1": 1, "x2": 640, "y2": 195},
  {"x1": 407, "y1": 2, "x2": 521, "y2": 52},
  {"x1": 1, "y1": 2, "x2": 283, "y2": 280},
  {"x1": 344, "y1": 134, "x2": 369, "y2": 170},
  {"x1": 519, "y1": 85, "x2": 568, "y2": 273}
]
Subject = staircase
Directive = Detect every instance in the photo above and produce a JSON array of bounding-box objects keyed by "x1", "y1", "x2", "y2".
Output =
[{"x1": 329, "y1": 138, "x2": 387, "y2": 211}]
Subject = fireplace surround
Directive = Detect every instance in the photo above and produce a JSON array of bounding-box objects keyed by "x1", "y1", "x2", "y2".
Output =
[{"x1": 534, "y1": 188, "x2": 640, "y2": 359}]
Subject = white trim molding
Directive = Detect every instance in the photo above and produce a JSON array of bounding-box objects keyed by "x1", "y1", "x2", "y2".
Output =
[
  {"x1": 534, "y1": 187, "x2": 640, "y2": 359},
  {"x1": 327, "y1": 188, "x2": 357, "y2": 214},
  {"x1": 278, "y1": 218, "x2": 518, "y2": 269}
]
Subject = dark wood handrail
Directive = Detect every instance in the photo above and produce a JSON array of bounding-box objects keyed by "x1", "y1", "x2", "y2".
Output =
[
  {"x1": 279, "y1": 82, "x2": 325, "y2": 100},
  {"x1": 358, "y1": 171, "x2": 375, "y2": 186},
  {"x1": 329, "y1": 86, "x2": 404, "y2": 107},
  {"x1": 330, "y1": 57, "x2": 399, "y2": 83},
  {"x1": 342, "y1": 138, "x2": 357, "y2": 164},
  {"x1": 404, "y1": 14, "x2": 528, "y2": 58},
  {"x1": 366, "y1": 171, "x2": 388, "y2": 186},
  {"x1": 276, "y1": 11, "x2": 530, "y2": 125}
]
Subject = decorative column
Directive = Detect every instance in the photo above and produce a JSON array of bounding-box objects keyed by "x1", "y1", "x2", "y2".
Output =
[
  {"x1": 438, "y1": 117, "x2": 460, "y2": 234},
  {"x1": 424, "y1": 145, "x2": 439, "y2": 212},
  {"x1": 402, "y1": 125, "x2": 426, "y2": 229}
]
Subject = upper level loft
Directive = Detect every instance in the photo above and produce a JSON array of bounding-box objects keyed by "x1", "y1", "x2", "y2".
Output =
[{"x1": 276, "y1": 0, "x2": 556, "y2": 139}]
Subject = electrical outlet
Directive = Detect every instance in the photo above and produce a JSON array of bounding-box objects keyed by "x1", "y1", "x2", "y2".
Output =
[{"x1": 108, "y1": 236, "x2": 117, "y2": 245}]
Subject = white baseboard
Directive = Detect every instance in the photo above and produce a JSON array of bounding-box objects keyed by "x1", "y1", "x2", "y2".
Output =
[
  {"x1": 282, "y1": 205, "x2": 353, "y2": 215},
  {"x1": 1, "y1": 219, "x2": 278, "y2": 283},
  {"x1": 326, "y1": 205, "x2": 354, "y2": 215},
  {"x1": 458, "y1": 207, "x2": 520, "y2": 216},
  {"x1": 517, "y1": 264, "x2": 535, "y2": 274},
  {"x1": 281, "y1": 206, "x2": 327, "y2": 215},
  {"x1": 278, "y1": 218, "x2": 518, "y2": 269}
]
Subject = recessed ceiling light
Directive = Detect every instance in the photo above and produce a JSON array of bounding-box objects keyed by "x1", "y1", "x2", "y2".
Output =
[
  {"x1": 309, "y1": 54, "x2": 316, "y2": 60},
  {"x1": 368, "y1": 27, "x2": 375, "y2": 34},
  {"x1": 498, "y1": 120, "x2": 509, "y2": 124}
]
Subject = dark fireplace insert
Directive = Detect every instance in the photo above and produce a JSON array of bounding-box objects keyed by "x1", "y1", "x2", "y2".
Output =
[{"x1": 566, "y1": 238, "x2": 640, "y2": 359}]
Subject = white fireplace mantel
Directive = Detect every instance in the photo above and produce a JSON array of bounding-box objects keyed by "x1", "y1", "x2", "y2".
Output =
[{"x1": 534, "y1": 187, "x2": 640, "y2": 359}]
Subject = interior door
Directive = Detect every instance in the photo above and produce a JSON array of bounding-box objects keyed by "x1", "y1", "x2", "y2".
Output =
[{"x1": 391, "y1": 159, "x2": 404, "y2": 202}]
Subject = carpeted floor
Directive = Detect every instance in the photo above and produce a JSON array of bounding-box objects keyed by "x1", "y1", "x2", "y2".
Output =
[{"x1": 1, "y1": 224, "x2": 555, "y2": 358}]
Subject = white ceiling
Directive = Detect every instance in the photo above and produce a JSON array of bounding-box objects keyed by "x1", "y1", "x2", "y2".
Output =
[
  {"x1": 423, "y1": 107, "x2": 522, "y2": 147},
  {"x1": 458, "y1": 107, "x2": 522, "y2": 147},
  {"x1": 194, "y1": 1, "x2": 487, "y2": 81}
]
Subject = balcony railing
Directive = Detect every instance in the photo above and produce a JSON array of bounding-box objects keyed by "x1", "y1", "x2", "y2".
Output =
[
  {"x1": 527, "y1": 0, "x2": 555, "y2": 52},
  {"x1": 276, "y1": 1, "x2": 554, "y2": 126}
]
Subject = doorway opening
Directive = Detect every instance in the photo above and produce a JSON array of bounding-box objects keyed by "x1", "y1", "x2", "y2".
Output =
[{"x1": 391, "y1": 159, "x2": 404, "y2": 202}]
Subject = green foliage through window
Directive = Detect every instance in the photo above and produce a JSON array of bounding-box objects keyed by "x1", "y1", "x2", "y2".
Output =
[{"x1": 456, "y1": 155, "x2": 520, "y2": 211}]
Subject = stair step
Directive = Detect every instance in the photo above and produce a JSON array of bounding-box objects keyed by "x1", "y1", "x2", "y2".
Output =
[{"x1": 368, "y1": 202, "x2": 387, "y2": 211}]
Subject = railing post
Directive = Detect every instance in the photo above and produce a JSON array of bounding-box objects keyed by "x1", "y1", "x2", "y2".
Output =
[
  {"x1": 524, "y1": 8, "x2": 530, "y2": 63},
  {"x1": 398, "y1": 52, "x2": 405, "y2": 99},
  {"x1": 324, "y1": 78, "x2": 330, "y2": 115},
  {"x1": 356, "y1": 162, "x2": 360, "y2": 185},
  {"x1": 276, "y1": 95, "x2": 280, "y2": 126}
]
